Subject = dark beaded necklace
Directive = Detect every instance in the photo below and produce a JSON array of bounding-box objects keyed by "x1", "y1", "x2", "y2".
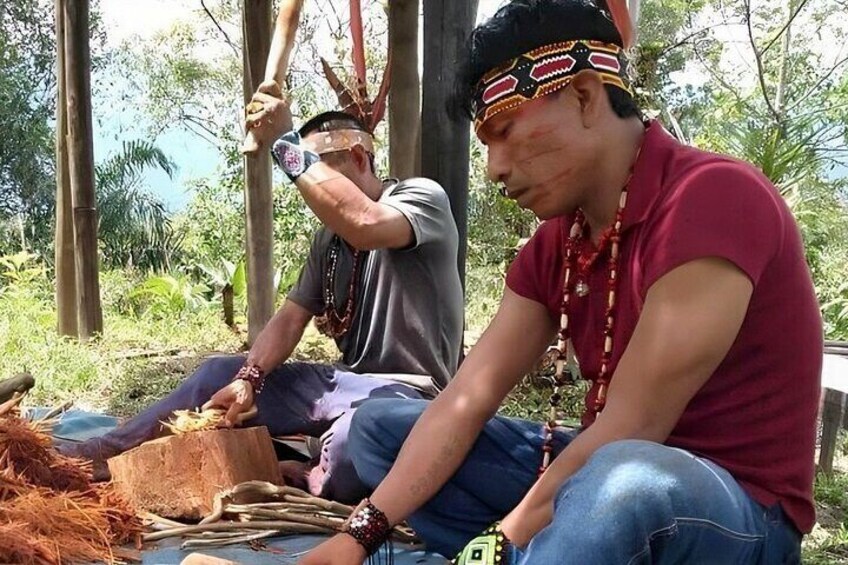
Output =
[{"x1": 315, "y1": 235, "x2": 364, "y2": 339}]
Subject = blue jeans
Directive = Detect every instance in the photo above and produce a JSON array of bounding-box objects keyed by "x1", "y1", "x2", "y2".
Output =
[
  {"x1": 349, "y1": 399, "x2": 802, "y2": 564},
  {"x1": 59, "y1": 356, "x2": 422, "y2": 502}
]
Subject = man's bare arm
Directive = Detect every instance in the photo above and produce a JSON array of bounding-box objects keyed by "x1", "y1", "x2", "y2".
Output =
[
  {"x1": 502, "y1": 257, "x2": 755, "y2": 545},
  {"x1": 367, "y1": 289, "x2": 557, "y2": 524},
  {"x1": 245, "y1": 298, "x2": 313, "y2": 372},
  {"x1": 296, "y1": 162, "x2": 414, "y2": 250}
]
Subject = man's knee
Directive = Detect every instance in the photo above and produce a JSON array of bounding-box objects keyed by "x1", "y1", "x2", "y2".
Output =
[
  {"x1": 559, "y1": 440, "x2": 682, "y2": 517},
  {"x1": 349, "y1": 398, "x2": 429, "y2": 487},
  {"x1": 191, "y1": 356, "x2": 243, "y2": 391}
]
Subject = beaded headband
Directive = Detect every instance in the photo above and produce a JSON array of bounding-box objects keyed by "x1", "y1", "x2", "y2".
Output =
[
  {"x1": 473, "y1": 40, "x2": 633, "y2": 132},
  {"x1": 302, "y1": 129, "x2": 375, "y2": 156}
]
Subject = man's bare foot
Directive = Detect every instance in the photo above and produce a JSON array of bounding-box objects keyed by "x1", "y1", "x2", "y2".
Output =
[{"x1": 278, "y1": 459, "x2": 313, "y2": 491}]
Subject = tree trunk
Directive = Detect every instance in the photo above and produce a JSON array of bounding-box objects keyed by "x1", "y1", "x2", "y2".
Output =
[
  {"x1": 421, "y1": 0, "x2": 478, "y2": 290},
  {"x1": 242, "y1": 0, "x2": 276, "y2": 345},
  {"x1": 222, "y1": 284, "x2": 235, "y2": 329},
  {"x1": 55, "y1": 0, "x2": 78, "y2": 337},
  {"x1": 389, "y1": 0, "x2": 420, "y2": 179},
  {"x1": 64, "y1": 0, "x2": 102, "y2": 339}
]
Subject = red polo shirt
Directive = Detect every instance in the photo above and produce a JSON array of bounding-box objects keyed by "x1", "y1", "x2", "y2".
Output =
[{"x1": 506, "y1": 122, "x2": 823, "y2": 533}]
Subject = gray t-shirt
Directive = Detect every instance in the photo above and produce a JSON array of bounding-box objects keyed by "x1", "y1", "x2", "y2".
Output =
[{"x1": 287, "y1": 178, "x2": 464, "y2": 397}]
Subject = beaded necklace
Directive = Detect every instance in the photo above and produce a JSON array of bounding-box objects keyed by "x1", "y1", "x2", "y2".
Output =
[
  {"x1": 539, "y1": 168, "x2": 636, "y2": 475},
  {"x1": 315, "y1": 235, "x2": 364, "y2": 339}
]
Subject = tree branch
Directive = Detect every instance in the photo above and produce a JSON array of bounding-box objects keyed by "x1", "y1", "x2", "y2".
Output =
[
  {"x1": 657, "y1": 22, "x2": 742, "y2": 59},
  {"x1": 744, "y1": 0, "x2": 781, "y2": 122},
  {"x1": 200, "y1": 0, "x2": 240, "y2": 59},
  {"x1": 760, "y1": 0, "x2": 812, "y2": 55},
  {"x1": 787, "y1": 55, "x2": 848, "y2": 113}
]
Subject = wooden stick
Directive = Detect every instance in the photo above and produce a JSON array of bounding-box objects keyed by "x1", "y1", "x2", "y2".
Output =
[
  {"x1": 144, "y1": 520, "x2": 330, "y2": 542},
  {"x1": 242, "y1": 0, "x2": 305, "y2": 154}
]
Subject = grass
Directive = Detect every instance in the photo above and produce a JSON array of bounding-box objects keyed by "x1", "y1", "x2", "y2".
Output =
[{"x1": 1, "y1": 264, "x2": 847, "y2": 561}]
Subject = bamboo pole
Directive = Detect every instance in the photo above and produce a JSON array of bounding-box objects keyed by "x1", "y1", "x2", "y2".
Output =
[
  {"x1": 63, "y1": 0, "x2": 103, "y2": 339},
  {"x1": 242, "y1": 0, "x2": 275, "y2": 345},
  {"x1": 54, "y1": 0, "x2": 78, "y2": 337},
  {"x1": 388, "y1": 0, "x2": 421, "y2": 179}
]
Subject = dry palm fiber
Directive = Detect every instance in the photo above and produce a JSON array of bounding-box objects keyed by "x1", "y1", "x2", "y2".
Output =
[
  {"x1": 0, "y1": 485, "x2": 142, "y2": 564},
  {"x1": 0, "y1": 521, "x2": 57, "y2": 565},
  {"x1": 0, "y1": 415, "x2": 90, "y2": 492},
  {"x1": 0, "y1": 416, "x2": 144, "y2": 564},
  {"x1": 162, "y1": 409, "x2": 226, "y2": 435}
]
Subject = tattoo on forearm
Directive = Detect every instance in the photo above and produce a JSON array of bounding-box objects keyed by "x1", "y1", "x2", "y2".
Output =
[{"x1": 409, "y1": 433, "x2": 461, "y2": 498}]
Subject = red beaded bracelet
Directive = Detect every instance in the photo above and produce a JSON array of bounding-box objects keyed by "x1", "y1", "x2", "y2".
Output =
[
  {"x1": 341, "y1": 499, "x2": 391, "y2": 556},
  {"x1": 233, "y1": 364, "x2": 265, "y2": 394}
]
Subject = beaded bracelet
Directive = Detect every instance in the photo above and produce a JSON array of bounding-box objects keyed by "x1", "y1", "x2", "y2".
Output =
[
  {"x1": 452, "y1": 522, "x2": 511, "y2": 565},
  {"x1": 341, "y1": 499, "x2": 391, "y2": 556},
  {"x1": 233, "y1": 364, "x2": 266, "y2": 395}
]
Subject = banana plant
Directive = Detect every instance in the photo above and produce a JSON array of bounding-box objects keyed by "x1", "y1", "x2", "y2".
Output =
[{"x1": 197, "y1": 259, "x2": 247, "y2": 328}]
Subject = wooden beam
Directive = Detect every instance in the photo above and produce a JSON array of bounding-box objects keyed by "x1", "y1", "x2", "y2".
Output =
[
  {"x1": 63, "y1": 0, "x2": 102, "y2": 339},
  {"x1": 388, "y1": 0, "x2": 420, "y2": 179},
  {"x1": 242, "y1": 0, "x2": 276, "y2": 344},
  {"x1": 818, "y1": 388, "x2": 846, "y2": 476},
  {"x1": 421, "y1": 0, "x2": 478, "y2": 289},
  {"x1": 54, "y1": 0, "x2": 78, "y2": 337}
]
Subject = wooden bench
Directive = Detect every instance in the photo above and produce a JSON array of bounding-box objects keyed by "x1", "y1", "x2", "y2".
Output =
[{"x1": 818, "y1": 341, "x2": 848, "y2": 475}]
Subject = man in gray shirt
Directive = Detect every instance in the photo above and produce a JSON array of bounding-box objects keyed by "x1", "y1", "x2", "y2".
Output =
[{"x1": 58, "y1": 110, "x2": 464, "y2": 503}]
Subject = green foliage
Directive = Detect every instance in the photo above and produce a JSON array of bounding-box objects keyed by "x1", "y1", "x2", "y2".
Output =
[
  {"x1": 804, "y1": 471, "x2": 848, "y2": 563},
  {"x1": 96, "y1": 140, "x2": 180, "y2": 271},
  {"x1": 129, "y1": 273, "x2": 210, "y2": 317},
  {"x1": 0, "y1": 0, "x2": 58, "y2": 253},
  {"x1": 0, "y1": 259, "x2": 240, "y2": 410},
  {"x1": 197, "y1": 258, "x2": 247, "y2": 298}
]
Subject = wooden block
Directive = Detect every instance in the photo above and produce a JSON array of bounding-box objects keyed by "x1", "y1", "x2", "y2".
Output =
[
  {"x1": 108, "y1": 426, "x2": 281, "y2": 520},
  {"x1": 180, "y1": 554, "x2": 242, "y2": 565}
]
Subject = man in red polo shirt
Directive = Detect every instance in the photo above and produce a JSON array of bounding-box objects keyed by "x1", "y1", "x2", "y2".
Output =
[{"x1": 300, "y1": 0, "x2": 822, "y2": 563}]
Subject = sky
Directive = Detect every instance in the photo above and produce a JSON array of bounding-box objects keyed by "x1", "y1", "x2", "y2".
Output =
[
  {"x1": 95, "y1": 0, "x2": 508, "y2": 212},
  {"x1": 94, "y1": 0, "x2": 845, "y2": 211}
]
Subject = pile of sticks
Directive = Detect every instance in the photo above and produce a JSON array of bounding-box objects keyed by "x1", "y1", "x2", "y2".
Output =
[{"x1": 143, "y1": 481, "x2": 419, "y2": 550}]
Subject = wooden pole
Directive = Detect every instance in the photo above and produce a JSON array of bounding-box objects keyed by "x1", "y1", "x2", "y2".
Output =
[
  {"x1": 242, "y1": 0, "x2": 275, "y2": 344},
  {"x1": 63, "y1": 0, "x2": 102, "y2": 339},
  {"x1": 421, "y1": 0, "x2": 478, "y2": 289},
  {"x1": 388, "y1": 0, "x2": 420, "y2": 179},
  {"x1": 54, "y1": 0, "x2": 78, "y2": 337},
  {"x1": 818, "y1": 388, "x2": 846, "y2": 476}
]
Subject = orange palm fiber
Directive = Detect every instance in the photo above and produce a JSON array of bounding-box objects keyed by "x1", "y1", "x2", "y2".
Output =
[
  {"x1": 0, "y1": 415, "x2": 91, "y2": 491},
  {"x1": 0, "y1": 487, "x2": 142, "y2": 564},
  {"x1": 0, "y1": 522, "x2": 58, "y2": 565}
]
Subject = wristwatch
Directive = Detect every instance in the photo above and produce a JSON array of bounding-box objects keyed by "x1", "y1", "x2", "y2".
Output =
[{"x1": 271, "y1": 130, "x2": 321, "y2": 182}]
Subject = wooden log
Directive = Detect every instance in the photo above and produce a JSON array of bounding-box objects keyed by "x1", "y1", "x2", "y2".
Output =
[
  {"x1": 421, "y1": 0, "x2": 478, "y2": 289},
  {"x1": 64, "y1": 0, "x2": 103, "y2": 339},
  {"x1": 389, "y1": 0, "x2": 421, "y2": 179},
  {"x1": 54, "y1": 0, "x2": 78, "y2": 338},
  {"x1": 242, "y1": 0, "x2": 275, "y2": 345},
  {"x1": 818, "y1": 388, "x2": 846, "y2": 475},
  {"x1": 108, "y1": 427, "x2": 281, "y2": 520},
  {"x1": 0, "y1": 373, "x2": 35, "y2": 404}
]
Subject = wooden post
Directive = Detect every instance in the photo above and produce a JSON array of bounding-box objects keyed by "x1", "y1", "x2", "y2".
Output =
[
  {"x1": 64, "y1": 0, "x2": 102, "y2": 339},
  {"x1": 242, "y1": 0, "x2": 275, "y2": 344},
  {"x1": 54, "y1": 0, "x2": 78, "y2": 337},
  {"x1": 421, "y1": 0, "x2": 478, "y2": 289},
  {"x1": 818, "y1": 388, "x2": 846, "y2": 476},
  {"x1": 389, "y1": 0, "x2": 421, "y2": 179}
]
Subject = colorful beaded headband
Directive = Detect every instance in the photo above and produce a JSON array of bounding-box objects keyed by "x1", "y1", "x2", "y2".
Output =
[
  {"x1": 302, "y1": 129, "x2": 375, "y2": 156},
  {"x1": 473, "y1": 40, "x2": 633, "y2": 132}
]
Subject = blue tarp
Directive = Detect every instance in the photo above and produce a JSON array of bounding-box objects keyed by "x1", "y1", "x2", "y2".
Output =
[{"x1": 39, "y1": 408, "x2": 449, "y2": 565}]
